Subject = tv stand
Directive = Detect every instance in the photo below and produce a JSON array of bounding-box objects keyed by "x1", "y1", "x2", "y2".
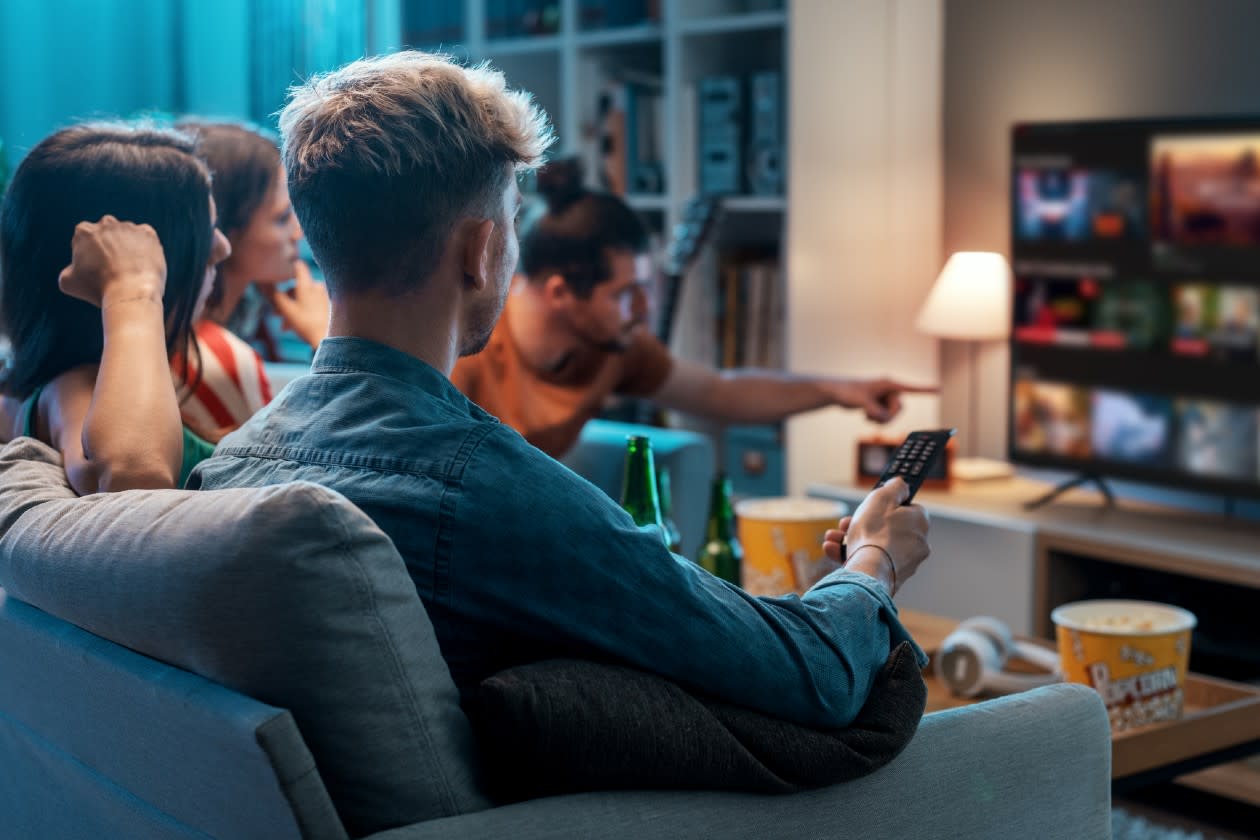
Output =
[{"x1": 1023, "y1": 473, "x2": 1115, "y2": 511}]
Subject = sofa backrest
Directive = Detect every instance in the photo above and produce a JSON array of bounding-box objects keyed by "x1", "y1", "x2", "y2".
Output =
[{"x1": 0, "y1": 438, "x2": 491, "y2": 837}]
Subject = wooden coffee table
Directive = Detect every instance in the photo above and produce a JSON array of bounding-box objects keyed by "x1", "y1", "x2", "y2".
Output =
[{"x1": 901, "y1": 609, "x2": 1260, "y2": 795}]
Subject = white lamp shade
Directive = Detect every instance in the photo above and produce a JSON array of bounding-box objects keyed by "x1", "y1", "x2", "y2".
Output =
[{"x1": 915, "y1": 251, "x2": 1012, "y2": 340}]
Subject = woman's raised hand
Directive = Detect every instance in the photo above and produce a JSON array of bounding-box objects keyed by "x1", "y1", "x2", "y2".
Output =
[
  {"x1": 58, "y1": 215, "x2": 166, "y2": 309},
  {"x1": 261, "y1": 258, "x2": 331, "y2": 349}
]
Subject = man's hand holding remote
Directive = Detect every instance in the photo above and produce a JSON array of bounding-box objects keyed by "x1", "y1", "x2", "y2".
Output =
[{"x1": 822, "y1": 478, "x2": 930, "y2": 596}]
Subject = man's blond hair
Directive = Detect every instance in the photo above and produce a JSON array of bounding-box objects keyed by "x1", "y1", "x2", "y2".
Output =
[{"x1": 279, "y1": 51, "x2": 554, "y2": 293}]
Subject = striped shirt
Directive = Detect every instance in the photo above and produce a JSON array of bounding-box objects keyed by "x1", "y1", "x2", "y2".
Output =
[{"x1": 175, "y1": 320, "x2": 273, "y2": 434}]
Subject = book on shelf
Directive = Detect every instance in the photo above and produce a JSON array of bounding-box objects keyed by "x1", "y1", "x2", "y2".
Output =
[
  {"x1": 486, "y1": 0, "x2": 560, "y2": 39},
  {"x1": 716, "y1": 251, "x2": 784, "y2": 370},
  {"x1": 404, "y1": 0, "x2": 465, "y2": 45},
  {"x1": 578, "y1": 0, "x2": 659, "y2": 31},
  {"x1": 598, "y1": 75, "x2": 665, "y2": 196}
]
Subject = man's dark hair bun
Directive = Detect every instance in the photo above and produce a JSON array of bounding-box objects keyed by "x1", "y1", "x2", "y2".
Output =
[{"x1": 535, "y1": 156, "x2": 587, "y2": 213}]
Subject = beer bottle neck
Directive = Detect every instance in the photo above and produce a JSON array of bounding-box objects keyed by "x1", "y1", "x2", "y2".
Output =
[
  {"x1": 705, "y1": 477, "x2": 736, "y2": 541},
  {"x1": 620, "y1": 438, "x2": 663, "y2": 528}
]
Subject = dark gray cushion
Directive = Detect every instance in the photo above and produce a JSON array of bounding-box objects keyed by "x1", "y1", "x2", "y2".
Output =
[
  {"x1": 0, "y1": 438, "x2": 490, "y2": 837},
  {"x1": 469, "y1": 642, "x2": 926, "y2": 801}
]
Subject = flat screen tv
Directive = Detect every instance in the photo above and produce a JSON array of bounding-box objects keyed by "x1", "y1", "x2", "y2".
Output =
[{"x1": 1009, "y1": 117, "x2": 1260, "y2": 500}]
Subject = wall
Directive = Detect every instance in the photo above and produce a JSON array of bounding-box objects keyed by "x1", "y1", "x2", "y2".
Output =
[
  {"x1": 944, "y1": 0, "x2": 1260, "y2": 467},
  {"x1": 786, "y1": 0, "x2": 943, "y2": 495}
]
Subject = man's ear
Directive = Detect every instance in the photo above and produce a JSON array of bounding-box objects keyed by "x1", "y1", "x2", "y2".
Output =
[
  {"x1": 542, "y1": 273, "x2": 572, "y2": 303},
  {"x1": 461, "y1": 218, "x2": 496, "y2": 290}
]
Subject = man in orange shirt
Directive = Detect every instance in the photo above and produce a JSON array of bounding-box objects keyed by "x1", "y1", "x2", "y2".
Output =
[{"x1": 452, "y1": 177, "x2": 932, "y2": 459}]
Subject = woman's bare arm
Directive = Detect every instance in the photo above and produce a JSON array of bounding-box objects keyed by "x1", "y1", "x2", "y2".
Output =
[{"x1": 52, "y1": 217, "x2": 183, "y2": 493}]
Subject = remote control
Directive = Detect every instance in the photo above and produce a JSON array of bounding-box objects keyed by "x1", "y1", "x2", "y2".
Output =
[
  {"x1": 840, "y1": 429, "x2": 956, "y2": 566},
  {"x1": 872, "y1": 428, "x2": 957, "y2": 504}
]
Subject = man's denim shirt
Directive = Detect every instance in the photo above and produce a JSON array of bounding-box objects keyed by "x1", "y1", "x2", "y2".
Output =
[{"x1": 191, "y1": 337, "x2": 927, "y2": 728}]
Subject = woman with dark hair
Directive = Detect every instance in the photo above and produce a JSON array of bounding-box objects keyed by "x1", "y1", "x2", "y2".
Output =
[
  {"x1": 0, "y1": 123, "x2": 231, "y2": 493},
  {"x1": 174, "y1": 120, "x2": 327, "y2": 437}
]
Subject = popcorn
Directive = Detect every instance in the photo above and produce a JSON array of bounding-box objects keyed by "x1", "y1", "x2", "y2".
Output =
[{"x1": 1052, "y1": 600, "x2": 1197, "y2": 733}]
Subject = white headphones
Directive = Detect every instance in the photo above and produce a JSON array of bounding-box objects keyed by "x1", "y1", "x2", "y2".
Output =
[{"x1": 937, "y1": 616, "x2": 1061, "y2": 698}]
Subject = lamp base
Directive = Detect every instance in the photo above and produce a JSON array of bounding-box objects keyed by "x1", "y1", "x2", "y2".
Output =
[{"x1": 952, "y1": 457, "x2": 1015, "y2": 482}]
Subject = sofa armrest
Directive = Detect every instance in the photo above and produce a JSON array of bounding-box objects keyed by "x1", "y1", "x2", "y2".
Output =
[
  {"x1": 560, "y1": 420, "x2": 715, "y2": 559},
  {"x1": 0, "y1": 588, "x2": 347, "y2": 840},
  {"x1": 369, "y1": 683, "x2": 1111, "y2": 840}
]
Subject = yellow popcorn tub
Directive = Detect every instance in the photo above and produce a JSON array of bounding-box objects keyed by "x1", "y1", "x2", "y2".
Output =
[
  {"x1": 734, "y1": 498, "x2": 846, "y2": 596},
  {"x1": 1051, "y1": 599, "x2": 1197, "y2": 733}
]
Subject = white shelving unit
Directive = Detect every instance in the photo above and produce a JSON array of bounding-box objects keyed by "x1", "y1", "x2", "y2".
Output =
[
  {"x1": 384, "y1": 0, "x2": 789, "y2": 369},
  {"x1": 676, "y1": 8, "x2": 786, "y2": 36}
]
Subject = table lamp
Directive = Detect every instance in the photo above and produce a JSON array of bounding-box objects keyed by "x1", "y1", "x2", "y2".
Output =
[{"x1": 916, "y1": 251, "x2": 1014, "y2": 480}]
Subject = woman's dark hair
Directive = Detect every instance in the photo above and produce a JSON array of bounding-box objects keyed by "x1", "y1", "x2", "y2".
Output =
[
  {"x1": 521, "y1": 156, "x2": 649, "y2": 298},
  {"x1": 176, "y1": 120, "x2": 281, "y2": 311},
  {"x1": 0, "y1": 122, "x2": 213, "y2": 399}
]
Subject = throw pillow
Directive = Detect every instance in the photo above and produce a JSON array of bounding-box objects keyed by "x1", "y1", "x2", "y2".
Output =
[{"x1": 470, "y1": 641, "x2": 926, "y2": 800}]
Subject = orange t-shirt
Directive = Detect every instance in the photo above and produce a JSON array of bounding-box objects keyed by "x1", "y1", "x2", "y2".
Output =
[{"x1": 451, "y1": 300, "x2": 674, "y2": 458}]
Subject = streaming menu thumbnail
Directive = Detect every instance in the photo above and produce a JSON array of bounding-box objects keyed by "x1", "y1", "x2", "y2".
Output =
[
  {"x1": 1152, "y1": 133, "x2": 1260, "y2": 271},
  {"x1": 1091, "y1": 390, "x2": 1174, "y2": 466},
  {"x1": 1093, "y1": 280, "x2": 1171, "y2": 350},
  {"x1": 1016, "y1": 167, "x2": 1145, "y2": 243},
  {"x1": 1174, "y1": 399, "x2": 1259, "y2": 481},
  {"x1": 1013, "y1": 277, "x2": 1099, "y2": 345},
  {"x1": 1013, "y1": 379, "x2": 1092, "y2": 458},
  {"x1": 1171, "y1": 283, "x2": 1260, "y2": 361}
]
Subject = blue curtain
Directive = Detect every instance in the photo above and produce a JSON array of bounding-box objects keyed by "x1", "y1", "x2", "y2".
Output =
[
  {"x1": 251, "y1": 0, "x2": 367, "y2": 126},
  {"x1": 0, "y1": 0, "x2": 179, "y2": 157},
  {"x1": 0, "y1": 0, "x2": 368, "y2": 160}
]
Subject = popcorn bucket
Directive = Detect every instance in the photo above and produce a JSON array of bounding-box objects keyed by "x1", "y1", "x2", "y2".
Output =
[
  {"x1": 1052, "y1": 599, "x2": 1197, "y2": 732},
  {"x1": 734, "y1": 498, "x2": 846, "y2": 596}
]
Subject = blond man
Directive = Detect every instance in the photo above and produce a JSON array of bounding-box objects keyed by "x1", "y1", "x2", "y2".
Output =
[{"x1": 190, "y1": 52, "x2": 931, "y2": 728}]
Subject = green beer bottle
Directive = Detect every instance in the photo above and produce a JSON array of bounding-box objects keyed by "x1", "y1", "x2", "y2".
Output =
[
  {"x1": 656, "y1": 466, "x2": 684, "y2": 554},
  {"x1": 697, "y1": 474, "x2": 742, "y2": 585},
  {"x1": 619, "y1": 435, "x2": 668, "y2": 547}
]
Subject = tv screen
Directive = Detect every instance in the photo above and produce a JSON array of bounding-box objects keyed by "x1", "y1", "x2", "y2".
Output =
[{"x1": 1009, "y1": 117, "x2": 1260, "y2": 498}]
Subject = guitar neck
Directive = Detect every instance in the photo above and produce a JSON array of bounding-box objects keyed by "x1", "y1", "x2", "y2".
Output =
[
  {"x1": 656, "y1": 196, "x2": 720, "y2": 347},
  {"x1": 657, "y1": 271, "x2": 684, "y2": 346}
]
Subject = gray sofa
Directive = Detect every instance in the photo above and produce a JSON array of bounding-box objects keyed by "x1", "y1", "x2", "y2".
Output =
[{"x1": 0, "y1": 438, "x2": 1113, "y2": 839}]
